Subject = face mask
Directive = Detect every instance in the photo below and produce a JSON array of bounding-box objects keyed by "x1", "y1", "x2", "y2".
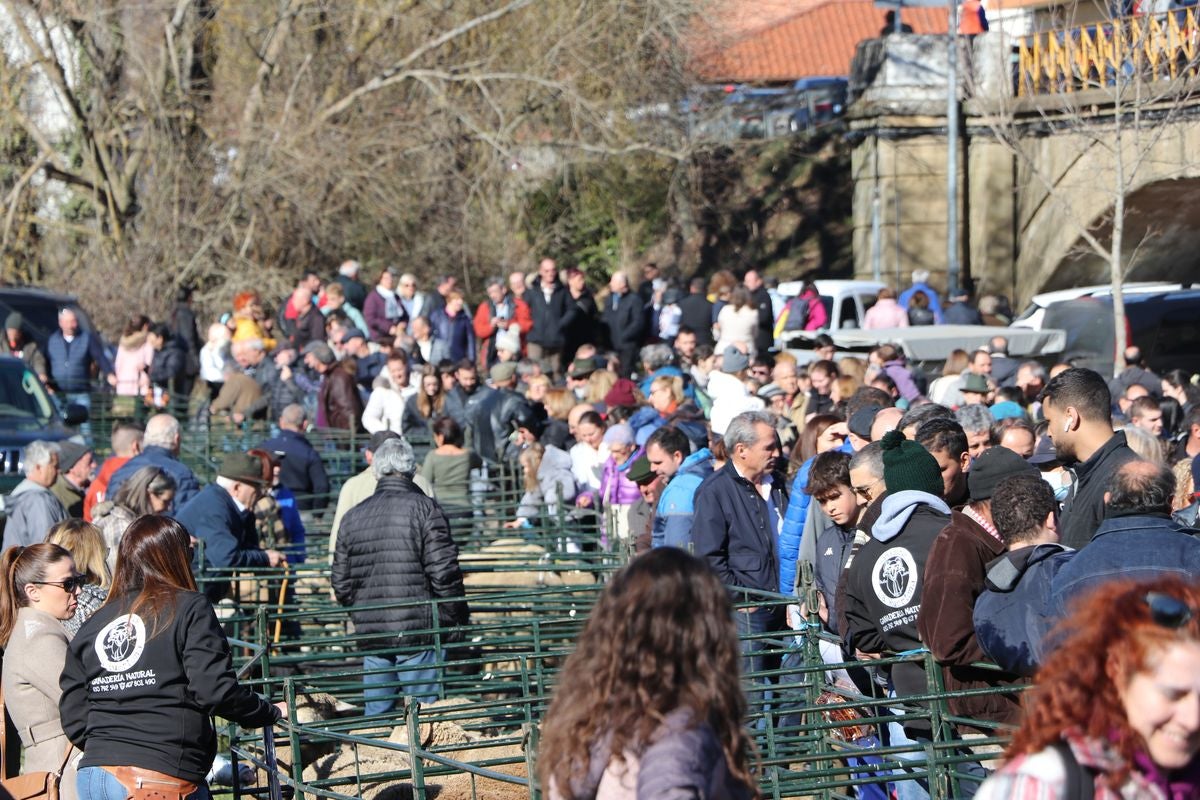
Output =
[
  {"x1": 1042, "y1": 470, "x2": 1070, "y2": 502},
  {"x1": 573, "y1": 387, "x2": 587, "y2": 401}
]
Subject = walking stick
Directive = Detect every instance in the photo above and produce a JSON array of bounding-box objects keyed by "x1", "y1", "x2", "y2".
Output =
[{"x1": 273, "y1": 574, "x2": 290, "y2": 645}]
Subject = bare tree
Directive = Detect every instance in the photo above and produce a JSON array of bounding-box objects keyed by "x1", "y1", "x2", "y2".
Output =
[
  {"x1": 0, "y1": 0, "x2": 704, "y2": 333},
  {"x1": 977, "y1": 0, "x2": 1200, "y2": 373}
]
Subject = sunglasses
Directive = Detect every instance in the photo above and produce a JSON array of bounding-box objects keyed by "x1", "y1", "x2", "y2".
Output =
[
  {"x1": 1146, "y1": 591, "x2": 1193, "y2": 628},
  {"x1": 32, "y1": 574, "x2": 87, "y2": 594}
]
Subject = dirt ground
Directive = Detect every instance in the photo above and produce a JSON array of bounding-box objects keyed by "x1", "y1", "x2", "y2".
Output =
[{"x1": 274, "y1": 696, "x2": 534, "y2": 800}]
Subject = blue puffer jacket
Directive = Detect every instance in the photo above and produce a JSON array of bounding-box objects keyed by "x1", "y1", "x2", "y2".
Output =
[
  {"x1": 778, "y1": 458, "x2": 814, "y2": 595},
  {"x1": 652, "y1": 448, "x2": 713, "y2": 549},
  {"x1": 778, "y1": 439, "x2": 853, "y2": 596}
]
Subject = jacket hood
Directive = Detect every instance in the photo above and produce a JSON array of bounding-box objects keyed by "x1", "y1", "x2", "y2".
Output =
[
  {"x1": 119, "y1": 331, "x2": 148, "y2": 349},
  {"x1": 541, "y1": 444, "x2": 573, "y2": 472},
  {"x1": 8, "y1": 478, "x2": 46, "y2": 499},
  {"x1": 983, "y1": 543, "x2": 1072, "y2": 592},
  {"x1": 680, "y1": 447, "x2": 713, "y2": 478},
  {"x1": 874, "y1": 490, "x2": 951, "y2": 542}
]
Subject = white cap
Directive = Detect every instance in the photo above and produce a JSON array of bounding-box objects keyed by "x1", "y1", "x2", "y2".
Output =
[{"x1": 710, "y1": 395, "x2": 766, "y2": 437}]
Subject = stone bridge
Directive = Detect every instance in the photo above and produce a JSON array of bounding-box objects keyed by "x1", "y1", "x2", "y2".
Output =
[{"x1": 847, "y1": 12, "x2": 1200, "y2": 307}]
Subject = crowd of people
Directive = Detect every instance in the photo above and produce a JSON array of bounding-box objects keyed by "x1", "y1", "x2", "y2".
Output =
[{"x1": 1, "y1": 258, "x2": 1200, "y2": 799}]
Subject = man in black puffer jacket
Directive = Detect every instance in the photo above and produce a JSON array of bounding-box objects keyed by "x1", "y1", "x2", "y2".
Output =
[{"x1": 332, "y1": 436, "x2": 468, "y2": 713}]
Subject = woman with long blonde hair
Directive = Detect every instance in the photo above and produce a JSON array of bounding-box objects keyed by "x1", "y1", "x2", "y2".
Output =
[{"x1": 46, "y1": 519, "x2": 111, "y2": 636}]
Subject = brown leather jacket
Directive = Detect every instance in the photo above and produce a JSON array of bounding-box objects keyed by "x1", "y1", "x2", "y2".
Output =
[{"x1": 319, "y1": 359, "x2": 365, "y2": 433}]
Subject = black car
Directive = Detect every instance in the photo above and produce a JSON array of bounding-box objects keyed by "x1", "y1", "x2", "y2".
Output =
[
  {"x1": 0, "y1": 287, "x2": 98, "y2": 352},
  {"x1": 0, "y1": 356, "x2": 86, "y2": 494},
  {"x1": 1041, "y1": 288, "x2": 1200, "y2": 377}
]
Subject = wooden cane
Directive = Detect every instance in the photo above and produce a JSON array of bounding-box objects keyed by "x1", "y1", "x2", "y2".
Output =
[{"x1": 273, "y1": 575, "x2": 290, "y2": 644}]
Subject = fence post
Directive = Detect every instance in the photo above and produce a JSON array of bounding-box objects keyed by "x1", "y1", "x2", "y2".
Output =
[
  {"x1": 285, "y1": 676, "x2": 306, "y2": 800},
  {"x1": 925, "y1": 648, "x2": 953, "y2": 798},
  {"x1": 406, "y1": 700, "x2": 427, "y2": 799},
  {"x1": 256, "y1": 604, "x2": 271, "y2": 679}
]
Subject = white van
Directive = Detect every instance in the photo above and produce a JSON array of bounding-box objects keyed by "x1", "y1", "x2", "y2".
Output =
[{"x1": 775, "y1": 279, "x2": 885, "y2": 337}]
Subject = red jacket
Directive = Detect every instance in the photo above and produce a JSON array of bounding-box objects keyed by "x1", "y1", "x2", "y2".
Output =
[
  {"x1": 83, "y1": 455, "x2": 131, "y2": 522},
  {"x1": 473, "y1": 295, "x2": 532, "y2": 365}
]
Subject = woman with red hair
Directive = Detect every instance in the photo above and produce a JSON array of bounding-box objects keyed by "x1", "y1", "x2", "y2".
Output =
[
  {"x1": 977, "y1": 576, "x2": 1200, "y2": 798},
  {"x1": 230, "y1": 290, "x2": 277, "y2": 351}
]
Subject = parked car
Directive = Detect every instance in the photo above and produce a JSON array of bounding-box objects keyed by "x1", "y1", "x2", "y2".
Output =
[
  {"x1": 0, "y1": 287, "x2": 98, "y2": 352},
  {"x1": 1010, "y1": 282, "x2": 1186, "y2": 331},
  {"x1": 776, "y1": 279, "x2": 886, "y2": 333},
  {"x1": 1039, "y1": 288, "x2": 1200, "y2": 377},
  {"x1": 0, "y1": 356, "x2": 86, "y2": 496}
]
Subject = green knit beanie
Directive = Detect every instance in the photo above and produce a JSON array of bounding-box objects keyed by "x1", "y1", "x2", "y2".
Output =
[{"x1": 880, "y1": 429, "x2": 944, "y2": 497}]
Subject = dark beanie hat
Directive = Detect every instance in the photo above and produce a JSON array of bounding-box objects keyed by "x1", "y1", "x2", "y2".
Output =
[
  {"x1": 880, "y1": 429, "x2": 943, "y2": 497},
  {"x1": 968, "y1": 445, "x2": 1038, "y2": 503}
]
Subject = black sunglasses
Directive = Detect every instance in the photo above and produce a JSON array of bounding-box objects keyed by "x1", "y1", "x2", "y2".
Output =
[
  {"x1": 32, "y1": 575, "x2": 87, "y2": 593},
  {"x1": 1146, "y1": 591, "x2": 1193, "y2": 629}
]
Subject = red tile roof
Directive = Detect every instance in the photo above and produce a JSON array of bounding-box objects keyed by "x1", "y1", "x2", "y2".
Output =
[{"x1": 693, "y1": 0, "x2": 951, "y2": 83}]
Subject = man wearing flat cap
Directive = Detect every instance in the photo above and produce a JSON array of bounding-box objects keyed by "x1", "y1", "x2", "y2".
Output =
[
  {"x1": 338, "y1": 327, "x2": 386, "y2": 392},
  {"x1": 477, "y1": 361, "x2": 526, "y2": 464},
  {"x1": 50, "y1": 440, "x2": 95, "y2": 517},
  {"x1": 175, "y1": 451, "x2": 287, "y2": 603}
]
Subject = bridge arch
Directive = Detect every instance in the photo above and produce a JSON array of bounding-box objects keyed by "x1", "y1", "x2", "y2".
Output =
[{"x1": 1015, "y1": 121, "x2": 1200, "y2": 293}]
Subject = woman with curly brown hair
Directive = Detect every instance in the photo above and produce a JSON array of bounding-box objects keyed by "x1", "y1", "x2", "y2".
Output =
[
  {"x1": 539, "y1": 547, "x2": 757, "y2": 799},
  {"x1": 977, "y1": 576, "x2": 1200, "y2": 798}
]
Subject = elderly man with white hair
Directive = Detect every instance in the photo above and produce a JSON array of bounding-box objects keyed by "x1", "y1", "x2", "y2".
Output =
[
  {"x1": 2, "y1": 440, "x2": 68, "y2": 550},
  {"x1": 899, "y1": 269, "x2": 944, "y2": 324},
  {"x1": 104, "y1": 413, "x2": 201, "y2": 510},
  {"x1": 336, "y1": 259, "x2": 368, "y2": 310},
  {"x1": 332, "y1": 437, "x2": 468, "y2": 713}
]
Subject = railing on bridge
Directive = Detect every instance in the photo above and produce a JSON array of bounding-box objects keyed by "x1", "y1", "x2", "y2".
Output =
[{"x1": 1017, "y1": 8, "x2": 1200, "y2": 97}]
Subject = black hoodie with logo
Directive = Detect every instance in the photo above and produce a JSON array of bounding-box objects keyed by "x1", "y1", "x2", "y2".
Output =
[{"x1": 60, "y1": 590, "x2": 280, "y2": 782}]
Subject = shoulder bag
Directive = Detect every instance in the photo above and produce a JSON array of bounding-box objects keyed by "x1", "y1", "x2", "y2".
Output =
[{"x1": 0, "y1": 686, "x2": 72, "y2": 800}]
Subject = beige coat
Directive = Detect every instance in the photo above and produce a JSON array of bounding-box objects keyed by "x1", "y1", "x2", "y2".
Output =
[
  {"x1": 328, "y1": 467, "x2": 434, "y2": 562},
  {"x1": 1, "y1": 607, "x2": 77, "y2": 799}
]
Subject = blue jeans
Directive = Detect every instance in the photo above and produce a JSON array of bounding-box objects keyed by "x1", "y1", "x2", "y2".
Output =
[
  {"x1": 363, "y1": 650, "x2": 442, "y2": 716},
  {"x1": 885, "y1": 695, "x2": 985, "y2": 800},
  {"x1": 885, "y1": 709, "x2": 932, "y2": 800},
  {"x1": 78, "y1": 767, "x2": 210, "y2": 800}
]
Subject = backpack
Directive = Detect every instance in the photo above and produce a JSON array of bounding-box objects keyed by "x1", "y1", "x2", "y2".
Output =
[
  {"x1": 781, "y1": 296, "x2": 810, "y2": 332},
  {"x1": 908, "y1": 306, "x2": 936, "y2": 326},
  {"x1": 1050, "y1": 740, "x2": 1096, "y2": 800}
]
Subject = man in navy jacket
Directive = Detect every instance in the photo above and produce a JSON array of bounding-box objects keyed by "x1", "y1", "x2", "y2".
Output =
[
  {"x1": 693, "y1": 410, "x2": 789, "y2": 696},
  {"x1": 176, "y1": 451, "x2": 286, "y2": 602},
  {"x1": 106, "y1": 414, "x2": 201, "y2": 511},
  {"x1": 258, "y1": 404, "x2": 330, "y2": 514}
]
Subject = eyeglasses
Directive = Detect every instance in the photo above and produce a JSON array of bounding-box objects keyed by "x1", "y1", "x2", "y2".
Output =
[
  {"x1": 32, "y1": 575, "x2": 87, "y2": 594},
  {"x1": 1146, "y1": 592, "x2": 1194, "y2": 628},
  {"x1": 852, "y1": 478, "x2": 884, "y2": 500}
]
